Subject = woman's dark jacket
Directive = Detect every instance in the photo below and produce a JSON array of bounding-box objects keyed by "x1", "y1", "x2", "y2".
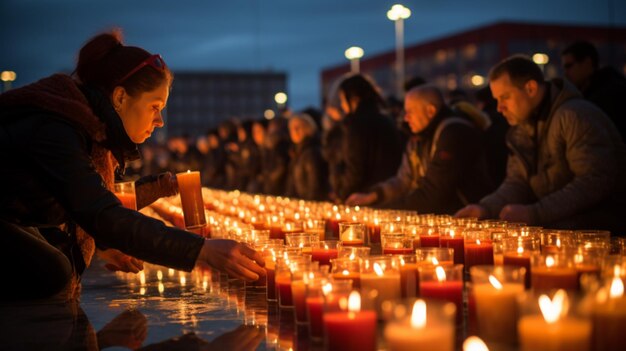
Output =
[
  {"x1": 286, "y1": 135, "x2": 328, "y2": 201},
  {"x1": 0, "y1": 74, "x2": 203, "y2": 271}
]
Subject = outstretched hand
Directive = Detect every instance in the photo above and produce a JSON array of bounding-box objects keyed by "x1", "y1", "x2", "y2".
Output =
[
  {"x1": 98, "y1": 248, "x2": 144, "y2": 273},
  {"x1": 454, "y1": 204, "x2": 488, "y2": 219},
  {"x1": 195, "y1": 239, "x2": 265, "y2": 282},
  {"x1": 345, "y1": 192, "x2": 377, "y2": 206}
]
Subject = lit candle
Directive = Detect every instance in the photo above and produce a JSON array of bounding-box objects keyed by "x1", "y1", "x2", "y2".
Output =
[
  {"x1": 360, "y1": 261, "x2": 401, "y2": 314},
  {"x1": 503, "y1": 246, "x2": 532, "y2": 288},
  {"x1": 465, "y1": 239, "x2": 494, "y2": 270},
  {"x1": 323, "y1": 291, "x2": 377, "y2": 351},
  {"x1": 463, "y1": 336, "x2": 489, "y2": 351},
  {"x1": 176, "y1": 170, "x2": 206, "y2": 229},
  {"x1": 591, "y1": 277, "x2": 626, "y2": 350},
  {"x1": 471, "y1": 269, "x2": 524, "y2": 344},
  {"x1": 384, "y1": 299, "x2": 455, "y2": 351},
  {"x1": 518, "y1": 289, "x2": 591, "y2": 351},
  {"x1": 418, "y1": 265, "x2": 464, "y2": 324},
  {"x1": 531, "y1": 255, "x2": 578, "y2": 292},
  {"x1": 440, "y1": 229, "x2": 464, "y2": 264}
]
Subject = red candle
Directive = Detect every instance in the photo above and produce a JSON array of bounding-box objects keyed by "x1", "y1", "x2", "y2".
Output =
[
  {"x1": 266, "y1": 265, "x2": 277, "y2": 301},
  {"x1": 311, "y1": 248, "x2": 338, "y2": 266},
  {"x1": 306, "y1": 296, "x2": 324, "y2": 339},
  {"x1": 399, "y1": 263, "x2": 419, "y2": 298},
  {"x1": 323, "y1": 292, "x2": 377, "y2": 351},
  {"x1": 291, "y1": 280, "x2": 307, "y2": 323},
  {"x1": 383, "y1": 247, "x2": 414, "y2": 255},
  {"x1": 115, "y1": 192, "x2": 137, "y2": 210},
  {"x1": 269, "y1": 226, "x2": 284, "y2": 241},
  {"x1": 465, "y1": 240, "x2": 494, "y2": 269},
  {"x1": 368, "y1": 223, "x2": 381, "y2": 244},
  {"x1": 576, "y1": 264, "x2": 601, "y2": 286},
  {"x1": 531, "y1": 267, "x2": 579, "y2": 292},
  {"x1": 276, "y1": 275, "x2": 293, "y2": 306},
  {"x1": 419, "y1": 235, "x2": 440, "y2": 248},
  {"x1": 419, "y1": 280, "x2": 464, "y2": 323},
  {"x1": 440, "y1": 236, "x2": 465, "y2": 264},
  {"x1": 341, "y1": 239, "x2": 364, "y2": 247},
  {"x1": 503, "y1": 252, "x2": 532, "y2": 288},
  {"x1": 176, "y1": 170, "x2": 206, "y2": 229}
]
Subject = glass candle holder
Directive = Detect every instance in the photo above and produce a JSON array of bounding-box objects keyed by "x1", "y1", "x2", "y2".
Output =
[
  {"x1": 360, "y1": 256, "x2": 401, "y2": 315},
  {"x1": 470, "y1": 265, "x2": 526, "y2": 344},
  {"x1": 331, "y1": 257, "x2": 362, "y2": 289},
  {"x1": 176, "y1": 170, "x2": 207, "y2": 229},
  {"x1": 418, "y1": 264, "x2": 464, "y2": 324},
  {"x1": 416, "y1": 225, "x2": 441, "y2": 248},
  {"x1": 397, "y1": 255, "x2": 419, "y2": 298},
  {"x1": 440, "y1": 226, "x2": 465, "y2": 265},
  {"x1": 590, "y1": 276, "x2": 626, "y2": 351},
  {"x1": 381, "y1": 234, "x2": 414, "y2": 255},
  {"x1": 114, "y1": 181, "x2": 137, "y2": 210},
  {"x1": 531, "y1": 253, "x2": 578, "y2": 292},
  {"x1": 502, "y1": 236, "x2": 540, "y2": 289},
  {"x1": 339, "y1": 222, "x2": 365, "y2": 246},
  {"x1": 383, "y1": 298, "x2": 456, "y2": 351},
  {"x1": 311, "y1": 240, "x2": 341, "y2": 267},
  {"x1": 367, "y1": 217, "x2": 382, "y2": 244},
  {"x1": 415, "y1": 248, "x2": 455, "y2": 266},
  {"x1": 464, "y1": 229, "x2": 494, "y2": 271},
  {"x1": 541, "y1": 230, "x2": 577, "y2": 254},
  {"x1": 285, "y1": 232, "x2": 318, "y2": 253},
  {"x1": 291, "y1": 267, "x2": 327, "y2": 325},
  {"x1": 337, "y1": 246, "x2": 371, "y2": 260},
  {"x1": 323, "y1": 290, "x2": 377, "y2": 351},
  {"x1": 518, "y1": 289, "x2": 592, "y2": 351},
  {"x1": 304, "y1": 218, "x2": 326, "y2": 241}
]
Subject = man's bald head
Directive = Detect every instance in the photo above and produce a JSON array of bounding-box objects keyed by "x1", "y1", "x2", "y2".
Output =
[
  {"x1": 406, "y1": 84, "x2": 445, "y2": 113},
  {"x1": 403, "y1": 84, "x2": 445, "y2": 134}
]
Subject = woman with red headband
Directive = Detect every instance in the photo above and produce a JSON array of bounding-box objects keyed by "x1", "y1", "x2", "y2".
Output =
[{"x1": 0, "y1": 30, "x2": 265, "y2": 300}]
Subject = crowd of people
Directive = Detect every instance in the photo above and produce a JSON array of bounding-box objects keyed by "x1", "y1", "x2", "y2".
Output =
[{"x1": 129, "y1": 40, "x2": 626, "y2": 234}]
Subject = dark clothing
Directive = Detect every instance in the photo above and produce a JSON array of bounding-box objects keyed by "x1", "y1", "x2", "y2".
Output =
[
  {"x1": 480, "y1": 79, "x2": 626, "y2": 232},
  {"x1": 0, "y1": 75, "x2": 204, "y2": 298},
  {"x1": 322, "y1": 121, "x2": 344, "y2": 199},
  {"x1": 286, "y1": 136, "x2": 328, "y2": 201},
  {"x1": 373, "y1": 108, "x2": 494, "y2": 214},
  {"x1": 581, "y1": 66, "x2": 626, "y2": 141},
  {"x1": 335, "y1": 105, "x2": 402, "y2": 201},
  {"x1": 234, "y1": 139, "x2": 261, "y2": 192},
  {"x1": 483, "y1": 110, "x2": 509, "y2": 186},
  {"x1": 201, "y1": 146, "x2": 226, "y2": 189},
  {"x1": 261, "y1": 137, "x2": 290, "y2": 196}
]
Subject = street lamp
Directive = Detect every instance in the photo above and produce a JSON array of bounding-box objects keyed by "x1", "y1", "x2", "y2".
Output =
[
  {"x1": 274, "y1": 91, "x2": 288, "y2": 110},
  {"x1": 387, "y1": 4, "x2": 411, "y2": 98},
  {"x1": 532, "y1": 53, "x2": 550, "y2": 73},
  {"x1": 1, "y1": 70, "x2": 17, "y2": 92},
  {"x1": 345, "y1": 46, "x2": 364, "y2": 73}
]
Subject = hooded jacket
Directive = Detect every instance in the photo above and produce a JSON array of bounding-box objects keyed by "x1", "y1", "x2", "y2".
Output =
[
  {"x1": 0, "y1": 74, "x2": 203, "y2": 271},
  {"x1": 480, "y1": 79, "x2": 626, "y2": 227}
]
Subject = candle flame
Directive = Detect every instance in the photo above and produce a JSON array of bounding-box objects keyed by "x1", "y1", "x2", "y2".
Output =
[
  {"x1": 556, "y1": 237, "x2": 561, "y2": 247},
  {"x1": 187, "y1": 170, "x2": 191, "y2": 173},
  {"x1": 411, "y1": 299, "x2": 427, "y2": 329},
  {"x1": 348, "y1": 291, "x2": 361, "y2": 313},
  {"x1": 610, "y1": 277, "x2": 624, "y2": 298},
  {"x1": 431, "y1": 257, "x2": 440, "y2": 265},
  {"x1": 489, "y1": 275, "x2": 503, "y2": 290},
  {"x1": 539, "y1": 289, "x2": 567, "y2": 324},
  {"x1": 139, "y1": 271, "x2": 146, "y2": 286},
  {"x1": 373, "y1": 263, "x2": 384, "y2": 276},
  {"x1": 574, "y1": 253, "x2": 584, "y2": 264},
  {"x1": 450, "y1": 229, "x2": 455, "y2": 238},
  {"x1": 157, "y1": 270, "x2": 163, "y2": 281},
  {"x1": 374, "y1": 218, "x2": 379, "y2": 225},
  {"x1": 517, "y1": 246, "x2": 524, "y2": 254},
  {"x1": 546, "y1": 256, "x2": 555, "y2": 268},
  {"x1": 476, "y1": 239, "x2": 481, "y2": 245},
  {"x1": 435, "y1": 266, "x2": 446, "y2": 282},
  {"x1": 180, "y1": 275, "x2": 187, "y2": 286},
  {"x1": 341, "y1": 269, "x2": 350, "y2": 276},
  {"x1": 168, "y1": 268, "x2": 175, "y2": 277},
  {"x1": 614, "y1": 265, "x2": 621, "y2": 277},
  {"x1": 158, "y1": 282, "x2": 165, "y2": 294},
  {"x1": 322, "y1": 282, "x2": 333, "y2": 295},
  {"x1": 335, "y1": 213, "x2": 341, "y2": 220},
  {"x1": 349, "y1": 252, "x2": 356, "y2": 260},
  {"x1": 463, "y1": 336, "x2": 489, "y2": 351}
]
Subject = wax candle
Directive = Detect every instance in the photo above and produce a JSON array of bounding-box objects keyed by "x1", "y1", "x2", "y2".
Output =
[
  {"x1": 503, "y1": 249, "x2": 532, "y2": 288},
  {"x1": 266, "y1": 260, "x2": 277, "y2": 301},
  {"x1": 341, "y1": 239, "x2": 364, "y2": 247},
  {"x1": 115, "y1": 192, "x2": 137, "y2": 210},
  {"x1": 332, "y1": 270, "x2": 361, "y2": 289},
  {"x1": 465, "y1": 240, "x2": 494, "y2": 269},
  {"x1": 360, "y1": 262, "x2": 401, "y2": 314},
  {"x1": 383, "y1": 247, "x2": 414, "y2": 255},
  {"x1": 532, "y1": 256, "x2": 578, "y2": 292},
  {"x1": 324, "y1": 291, "x2": 377, "y2": 351},
  {"x1": 276, "y1": 273, "x2": 293, "y2": 307},
  {"x1": 368, "y1": 220, "x2": 381, "y2": 244},
  {"x1": 473, "y1": 273, "x2": 524, "y2": 344},
  {"x1": 518, "y1": 290, "x2": 591, "y2": 351},
  {"x1": 419, "y1": 234, "x2": 440, "y2": 248},
  {"x1": 176, "y1": 171, "x2": 206, "y2": 229},
  {"x1": 399, "y1": 263, "x2": 419, "y2": 298},
  {"x1": 591, "y1": 277, "x2": 626, "y2": 350},
  {"x1": 440, "y1": 235, "x2": 464, "y2": 265},
  {"x1": 291, "y1": 279, "x2": 307, "y2": 323},
  {"x1": 311, "y1": 248, "x2": 338, "y2": 266},
  {"x1": 384, "y1": 299, "x2": 455, "y2": 351},
  {"x1": 306, "y1": 296, "x2": 324, "y2": 339},
  {"x1": 418, "y1": 265, "x2": 464, "y2": 324}
]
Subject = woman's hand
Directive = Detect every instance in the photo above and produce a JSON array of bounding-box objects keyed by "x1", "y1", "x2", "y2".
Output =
[
  {"x1": 195, "y1": 239, "x2": 265, "y2": 282},
  {"x1": 97, "y1": 249, "x2": 144, "y2": 273}
]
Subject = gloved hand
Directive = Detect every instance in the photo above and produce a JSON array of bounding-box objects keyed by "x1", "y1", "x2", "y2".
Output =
[{"x1": 135, "y1": 172, "x2": 178, "y2": 210}]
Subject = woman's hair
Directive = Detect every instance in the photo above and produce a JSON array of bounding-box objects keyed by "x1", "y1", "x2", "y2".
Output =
[
  {"x1": 74, "y1": 29, "x2": 173, "y2": 96},
  {"x1": 338, "y1": 74, "x2": 386, "y2": 114}
]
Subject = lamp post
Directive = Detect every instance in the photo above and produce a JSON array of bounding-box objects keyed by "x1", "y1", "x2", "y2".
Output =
[
  {"x1": 345, "y1": 46, "x2": 364, "y2": 73},
  {"x1": 274, "y1": 91, "x2": 288, "y2": 111},
  {"x1": 1, "y1": 71, "x2": 17, "y2": 92},
  {"x1": 387, "y1": 4, "x2": 411, "y2": 98},
  {"x1": 532, "y1": 53, "x2": 550, "y2": 74}
]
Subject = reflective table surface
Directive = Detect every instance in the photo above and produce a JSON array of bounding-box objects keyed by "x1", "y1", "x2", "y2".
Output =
[{"x1": 0, "y1": 259, "x2": 318, "y2": 351}]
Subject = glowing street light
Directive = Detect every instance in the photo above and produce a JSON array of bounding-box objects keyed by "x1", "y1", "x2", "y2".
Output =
[
  {"x1": 387, "y1": 4, "x2": 411, "y2": 98},
  {"x1": 1, "y1": 70, "x2": 17, "y2": 92},
  {"x1": 532, "y1": 53, "x2": 550, "y2": 73},
  {"x1": 345, "y1": 46, "x2": 364, "y2": 73},
  {"x1": 264, "y1": 109, "x2": 275, "y2": 120},
  {"x1": 274, "y1": 92, "x2": 287, "y2": 110}
]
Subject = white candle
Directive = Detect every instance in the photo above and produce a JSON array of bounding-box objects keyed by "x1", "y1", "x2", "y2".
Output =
[
  {"x1": 385, "y1": 300, "x2": 455, "y2": 351},
  {"x1": 473, "y1": 275, "x2": 524, "y2": 343}
]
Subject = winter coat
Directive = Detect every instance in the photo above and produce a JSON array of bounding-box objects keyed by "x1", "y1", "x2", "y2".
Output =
[
  {"x1": 373, "y1": 108, "x2": 494, "y2": 214},
  {"x1": 286, "y1": 136, "x2": 328, "y2": 201},
  {"x1": 480, "y1": 79, "x2": 626, "y2": 228},
  {"x1": 0, "y1": 74, "x2": 204, "y2": 272}
]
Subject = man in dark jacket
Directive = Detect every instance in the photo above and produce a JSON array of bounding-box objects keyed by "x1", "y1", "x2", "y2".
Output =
[
  {"x1": 456, "y1": 55, "x2": 626, "y2": 233},
  {"x1": 561, "y1": 41, "x2": 626, "y2": 141},
  {"x1": 346, "y1": 85, "x2": 494, "y2": 214}
]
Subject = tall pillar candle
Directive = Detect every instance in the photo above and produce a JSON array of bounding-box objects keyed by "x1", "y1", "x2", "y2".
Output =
[{"x1": 177, "y1": 171, "x2": 206, "y2": 229}]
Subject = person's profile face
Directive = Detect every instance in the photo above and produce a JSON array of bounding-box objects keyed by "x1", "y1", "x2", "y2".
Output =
[
  {"x1": 490, "y1": 74, "x2": 534, "y2": 126},
  {"x1": 403, "y1": 96, "x2": 432, "y2": 133},
  {"x1": 117, "y1": 81, "x2": 168, "y2": 143}
]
